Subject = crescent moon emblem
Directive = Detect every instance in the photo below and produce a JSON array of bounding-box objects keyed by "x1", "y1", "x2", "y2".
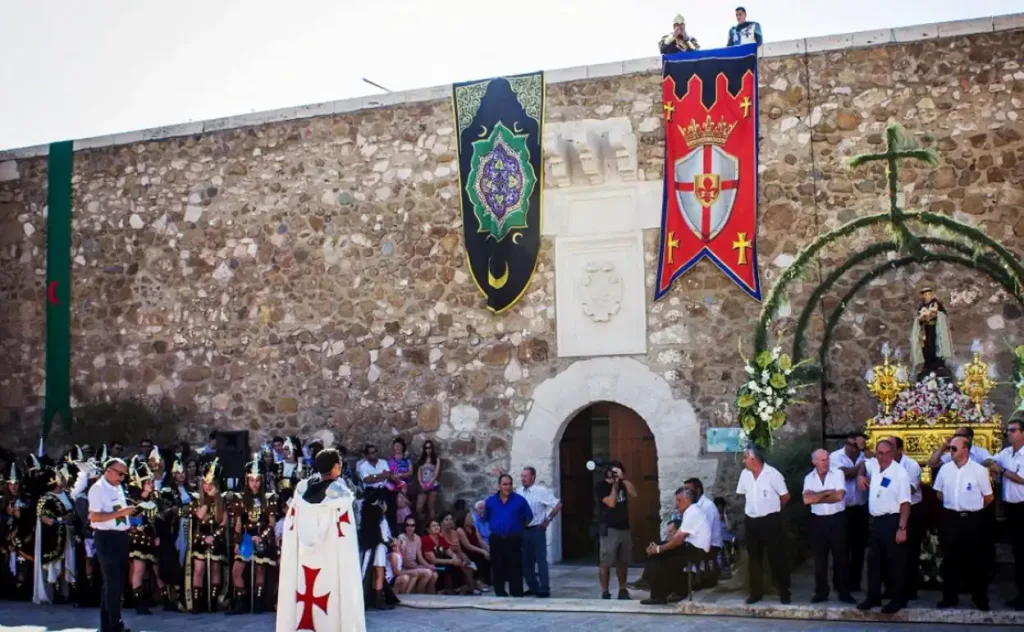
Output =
[
  {"x1": 47, "y1": 281, "x2": 60, "y2": 306},
  {"x1": 478, "y1": 125, "x2": 488, "y2": 138},
  {"x1": 512, "y1": 232, "x2": 523, "y2": 245},
  {"x1": 513, "y1": 121, "x2": 524, "y2": 134},
  {"x1": 488, "y1": 261, "x2": 510, "y2": 290}
]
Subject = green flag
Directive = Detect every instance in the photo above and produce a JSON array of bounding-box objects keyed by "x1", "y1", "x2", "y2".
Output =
[{"x1": 44, "y1": 140, "x2": 73, "y2": 440}]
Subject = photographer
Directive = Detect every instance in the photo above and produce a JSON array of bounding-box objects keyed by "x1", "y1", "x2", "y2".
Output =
[{"x1": 595, "y1": 460, "x2": 637, "y2": 600}]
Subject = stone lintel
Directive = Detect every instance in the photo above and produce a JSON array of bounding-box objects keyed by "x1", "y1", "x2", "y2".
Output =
[
  {"x1": 0, "y1": 12, "x2": 1019, "y2": 160},
  {"x1": 0, "y1": 160, "x2": 19, "y2": 182}
]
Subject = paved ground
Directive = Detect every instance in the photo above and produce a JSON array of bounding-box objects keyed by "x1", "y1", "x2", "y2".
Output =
[{"x1": 0, "y1": 601, "x2": 1009, "y2": 632}]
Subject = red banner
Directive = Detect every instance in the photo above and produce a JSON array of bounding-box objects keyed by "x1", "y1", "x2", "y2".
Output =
[{"x1": 655, "y1": 45, "x2": 762, "y2": 301}]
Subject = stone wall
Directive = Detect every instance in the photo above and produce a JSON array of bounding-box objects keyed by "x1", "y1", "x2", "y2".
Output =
[{"x1": 1, "y1": 21, "x2": 1023, "y2": 503}]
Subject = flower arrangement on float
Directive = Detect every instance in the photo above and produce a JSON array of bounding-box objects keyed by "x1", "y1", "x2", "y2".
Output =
[
  {"x1": 868, "y1": 373, "x2": 995, "y2": 426},
  {"x1": 736, "y1": 339, "x2": 812, "y2": 447}
]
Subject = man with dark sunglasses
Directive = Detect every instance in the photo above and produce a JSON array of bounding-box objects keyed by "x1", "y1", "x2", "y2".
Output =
[
  {"x1": 933, "y1": 436, "x2": 994, "y2": 611},
  {"x1": 989, "y1": 415, "x2": 1024, "y2": 609},
  {"x1": 88, "y1": 459, "x2": 135, "y2": 632}
]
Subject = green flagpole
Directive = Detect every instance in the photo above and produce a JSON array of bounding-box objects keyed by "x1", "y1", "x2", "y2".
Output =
[{"x1": 43, "y1": 140, "x2": 74, "y2": 442}]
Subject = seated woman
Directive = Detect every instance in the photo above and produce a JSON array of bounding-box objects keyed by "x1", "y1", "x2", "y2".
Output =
[
  {"x1": 396, "y1": 517, "x2": 438, "y2": 594},
  {"x1": 421, "y1": 518, "x2": 471, "y2": 594},
  {"x1": 455, "y1": 510, "x2": 491, "y2": 590}
]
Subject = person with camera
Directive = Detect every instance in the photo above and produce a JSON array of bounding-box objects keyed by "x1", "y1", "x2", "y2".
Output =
[
  {"x1": 595, "y1": 461, "x2": 636, "y2": 600},
  {"x1": 88, "y1": 458, "x2": 135, "y2": 632}
]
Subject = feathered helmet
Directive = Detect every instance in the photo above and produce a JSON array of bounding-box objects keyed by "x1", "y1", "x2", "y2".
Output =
[
  {"x1": 148, "y1": 445, "x2": 163, "y2": 466},
  {"x1": 245, "y1": 452, "x2": 264, "y2": 480},
  {"x1": 51, "y1": 461, "x2": 79, "y2": 489},
  {"x1": 128, "y1": 455, "x2": 154, "y2": 489},
  {"x1": 65, "y1": 445, "x2": 86, "y2": 465},
  {"x1": 202, "y1": 458, "x2": 222, "y2": 486},
  {"x1": 170, "y1": 453, "x2": 185, "y2": 476},
  {"x1": 7, "y1": 462, "x2": 20, "y2": 484},
  {"x1": 28, "y1": 454, "x2": 41, "y2": 474}
]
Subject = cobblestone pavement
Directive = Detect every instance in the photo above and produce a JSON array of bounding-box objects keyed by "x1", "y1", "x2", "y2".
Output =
[{"x1": 0, "y1": 602, "x2": 999, "y2": 632}]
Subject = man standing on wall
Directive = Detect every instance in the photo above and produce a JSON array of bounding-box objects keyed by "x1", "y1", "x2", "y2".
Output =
[
  {"x1": 518, "y1": 467, "x2": 561, "y2": 598},
  {"x1": 727, "y1": 6, "x2": 763, "y2": 47},
  {"x1": 595, "y1": 461, "x2": 636, "y2": 600}
]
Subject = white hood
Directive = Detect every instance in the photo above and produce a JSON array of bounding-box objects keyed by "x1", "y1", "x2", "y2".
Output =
[{"x1": 291, "y1": 479, "x2": 353, "y2": 548}]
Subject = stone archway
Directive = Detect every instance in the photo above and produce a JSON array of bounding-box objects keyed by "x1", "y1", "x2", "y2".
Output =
[{"x1": 509, "y1": 356, "x2": 719, "y2": 562}]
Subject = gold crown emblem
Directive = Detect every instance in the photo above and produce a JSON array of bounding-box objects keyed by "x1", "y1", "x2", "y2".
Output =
[{"x1": 680, "y1": 115, "x2": 736, "y2": 146}]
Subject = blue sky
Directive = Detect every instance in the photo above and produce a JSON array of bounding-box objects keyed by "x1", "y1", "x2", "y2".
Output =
[{"x1": 0, "y1": 0, "x2": 1021, "y2": 150}]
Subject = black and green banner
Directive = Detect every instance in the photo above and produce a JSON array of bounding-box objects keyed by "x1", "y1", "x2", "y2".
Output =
[
  {"x1": 44, "y1": 140, "x2": 73, "y2": 440},
  {"x1": 453, "y1": 71, "x2": 544, "y2": 314}
]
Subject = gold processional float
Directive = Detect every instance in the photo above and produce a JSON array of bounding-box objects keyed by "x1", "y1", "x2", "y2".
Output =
[{"x1": 864, "y1": 341, "x2": 1002, "y2": 484}]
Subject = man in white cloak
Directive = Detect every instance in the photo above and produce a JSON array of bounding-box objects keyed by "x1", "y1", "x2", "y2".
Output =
[{"x1": 277, "y1": 448, "x2": 365, "y2": 632}]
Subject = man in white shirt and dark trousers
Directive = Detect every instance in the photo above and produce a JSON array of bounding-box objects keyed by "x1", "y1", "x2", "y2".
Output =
[
  {"x1": 88, "y1": 458, "x2": 136, "y2": 632},
  {"x1": 890, "y1": 436, "x2": 924, "y2": 600},
  {"x1": 735, "y1": 446, "x2": 791, "y2": 604},
  {"x1": 640, "y1": 487, "x2": 711, "y2": 605},
  {"x1": 685, "y1": 478, "x2": 722, "y2": 586},
  {"x1": 803, "y1": 449, "x2": 854, "y2": 604},
  {"x1": 518, "y1": 466, "x2": 562, "y2": 598},
  {"x1": 933, "y1": 435, "x2": 994, "y2": 610},
  {"x1": 856, "y1": 439, "x2": 911, "y2": 614},
  {"x1": 830, "y1": 432, "x2": 868, "y2": 592},
  {"x1": 989, "y1": 414, "x2": 1024, "y2": 610}
]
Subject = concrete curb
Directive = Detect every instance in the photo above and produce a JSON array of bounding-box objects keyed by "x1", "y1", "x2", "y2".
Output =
[{"x1": 399, "y1": 594, "x2": 1024, "y2": 626}]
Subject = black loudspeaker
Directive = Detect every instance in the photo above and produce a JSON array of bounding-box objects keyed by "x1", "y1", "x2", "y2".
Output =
[{"x1": 215, "y1": 430, "x2": 249, "y2": 482}]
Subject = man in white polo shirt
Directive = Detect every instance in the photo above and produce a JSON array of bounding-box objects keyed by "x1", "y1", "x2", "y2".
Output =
[
  {"x1": 803, "y1": 449, "x2": 854, "y2": 604},
  {"x1": 735, "y1": 445, "x2": 790, "y2": 605},
  {"x1": 830, "y1": 432, "x2": 868, "y2": 591},
  {"x1": 890, "y1": 435, "x2": 924, "y2": 600},
  {"x1": 856, "y1": 439, "x2": 911, "y2": 614},
  {"x1": 933, "y1": 435, "x2": 994, "y2": 611},
  {"x1": 989, "y1": 414, "x2": 1024, "y2": 610},
  {"x1": 88, "y1": 458, "x2": 135, "y2": 632},
  {"x1": 639, "y1": 487, "x2": 710, "y2": 605}
]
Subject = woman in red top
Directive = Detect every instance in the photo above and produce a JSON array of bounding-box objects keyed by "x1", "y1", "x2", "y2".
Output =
[
  {"x1": 456, "y1": 510, "x2": 491, "y2": 591},
  {"x1": 421, "y1": 518, "x2": 471, "y2": 594}
]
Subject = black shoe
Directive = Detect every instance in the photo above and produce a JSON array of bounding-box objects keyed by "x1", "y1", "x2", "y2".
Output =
[
  {"x1": 524, "y1": 590, "x2": 535, "y2": 596},
  {"x1": 838, "y1": 594, "x2": 857, "y2": 604},
  {"x1": 640, "y1": 597, "x2": 667, "y2": 605},
  {"x1": 780, "y1": 593, "x2": 791, "y2": 605},
  {"x1": 745, "y1": 595, "x2": 762, "y2": 605},
  {"x1": 881, "y1": 600, "x2": 904, "y2": 614},
  {"x1": 601, "y1": 592, "x2": 611, "y2": 600},
  {"x1": 666, "y1": 592, "x2": 687, "y2": 603},
  {"x1": 495, "y1": 591, "x2": 509, "y2": 597},
  {"x1": 857, "y1": 599, "x2": 879, "y2": 611},
  {"x1": 536, "y1": 592, "x2": 550, "y2": 598},
  {"x1": 936, "y1": 598, "x2": 959, "y2": 609},
  {"x1": 617, "y1": 589, "x2": 631, "y2": 600},
  {"x1": 810, "y1": 595, "x2": 827, "y2": 604}
]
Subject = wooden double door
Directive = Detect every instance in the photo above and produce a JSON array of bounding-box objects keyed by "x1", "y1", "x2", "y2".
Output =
[{"x1": 558, "y1": 402, "x2": 661, "y2": 563}]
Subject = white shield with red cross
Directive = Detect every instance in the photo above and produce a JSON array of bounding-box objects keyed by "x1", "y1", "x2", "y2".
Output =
[{"x1": 673, "y1": 144, "x2": 739, "y2": 242}]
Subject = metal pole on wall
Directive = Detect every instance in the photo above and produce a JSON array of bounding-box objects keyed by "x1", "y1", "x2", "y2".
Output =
[{"x1": 43, "y1": 140, "x2": 74, "y2": 442}]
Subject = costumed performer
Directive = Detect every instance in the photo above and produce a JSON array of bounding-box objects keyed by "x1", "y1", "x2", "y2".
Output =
[{"x1": 276, "y1": 448, "x2": 365, "y2": 632}]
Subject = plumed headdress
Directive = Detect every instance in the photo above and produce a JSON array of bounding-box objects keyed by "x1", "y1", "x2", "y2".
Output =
[
  {"x1": 245, "y1": 452, "x2": 263, "y2": 479},
  {"x1": 170, "y1": 453, "x2": 185, "y2": 475},
  {"x1": 128, "y1": 455, "x2": 154, "y2": 489},
  {"x1": 673, "y1": 14, "x2": 686, "y2": 25},
  {"x1": 148, "y1": 445, "x2": 162, "y2": 464},
  {"x1": 203, "y1": 458, "x2": 222, "y2": 485},
  {"x1": 7, "y1": 462, "x2": 18, "y2": 483}
]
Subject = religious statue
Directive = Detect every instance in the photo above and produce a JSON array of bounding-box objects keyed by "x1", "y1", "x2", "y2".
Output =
[{"x1": 910, "y1": 285, "x2": 953, "y2": 381}]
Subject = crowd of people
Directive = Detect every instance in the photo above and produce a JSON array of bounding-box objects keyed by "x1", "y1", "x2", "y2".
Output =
[
  {"x1": 635, "y1": 414, "x2": 1024, "y2": 614},
  {"x1": 0, "y1": 432, "x2": 567, "y2": 630}
]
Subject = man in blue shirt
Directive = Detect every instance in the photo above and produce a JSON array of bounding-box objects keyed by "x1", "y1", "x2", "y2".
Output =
[
  {"x1": 484, "y1": 474, "x2": 533, "y2": 597},
  {"x1": 727, "y1": 6, "x2": 763, "y2": 47}
]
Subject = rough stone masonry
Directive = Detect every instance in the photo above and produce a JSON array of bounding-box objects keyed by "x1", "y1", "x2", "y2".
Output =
[{"x1": 1, "y1": 22, "x2": 1023, "y2": 503}]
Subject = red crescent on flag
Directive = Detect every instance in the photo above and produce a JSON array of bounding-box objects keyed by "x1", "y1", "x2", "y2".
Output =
[{"x1": 47, "y1": 281, "x2": 60, "y2": 306}]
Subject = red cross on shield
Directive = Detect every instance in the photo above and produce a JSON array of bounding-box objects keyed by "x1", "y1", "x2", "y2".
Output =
[{"x1": 673, "y1": 144, "x2": 739, "y2": 242}]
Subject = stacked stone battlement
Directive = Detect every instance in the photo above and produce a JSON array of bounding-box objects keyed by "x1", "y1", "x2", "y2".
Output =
[{"x1": 1, "y1": 13, "x2": 1021, "y2": 161}]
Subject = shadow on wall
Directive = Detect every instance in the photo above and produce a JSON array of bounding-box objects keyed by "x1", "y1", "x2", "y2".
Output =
[{"x1": 44, "y1": 396, "x2": 204, "y2": 454}]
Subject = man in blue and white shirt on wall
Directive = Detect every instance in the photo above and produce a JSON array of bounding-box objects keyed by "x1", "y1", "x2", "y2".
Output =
[{"x1": 727, "y1": 6, "x2": 763, "y2": 47}]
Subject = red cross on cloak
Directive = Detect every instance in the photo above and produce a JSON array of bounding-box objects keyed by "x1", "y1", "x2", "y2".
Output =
[
  {"x1": 674, "y1": 144, "x2": 740, "y2": 242},
  {"x1": 288, "y1": 506, "x2": 296, "y2": 531},
  {"x1": 296, "y1": 565, "x2": 330, "y2": 631},
  {"x1": 336, "y1": 510, "x2": 351, "y2": 537}
]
